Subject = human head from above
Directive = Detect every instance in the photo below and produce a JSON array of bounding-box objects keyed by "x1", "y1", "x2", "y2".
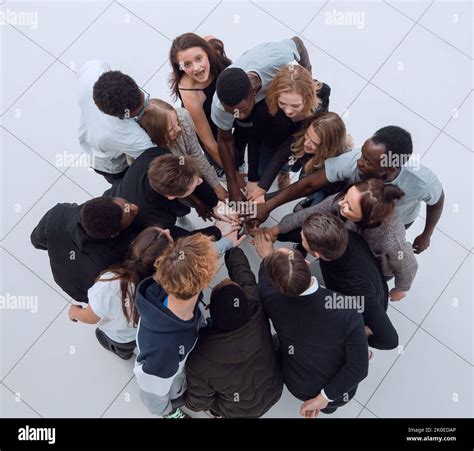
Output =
[
  {"x1": 153, "y1": 233, "x2": 219, "y2": 300},
  {"x1": 266, "y1": 64, "x2": 319, "y2": 119},
  {"x1": 210, "y1": 278, "x2": 250, "y2": 332},
  {"x1": 93, "y1": 70, "x2": 147, "y2": 119},
  {"x1": 357, "y1": 125, "x2": 413, "y2": 180},
  {"x1": 336, "y1": 179, "x2": 405, "y2": 227},
  {"x1": 102, "y1": 225, "x2": 173, "y2": 326},
  {"x1": 301, "y1": 213, "x2": 348, "y2": 261},
  {"x1": 80, "y1": 196, "x2": 139, "y2": 239},
  {"x1": 169, "y1": 33, "x2": 231, "y2": 97},
  {"x1": 148, "y1": 154, "x2": 203, "y2": 200},
  {"x1": 139, "y1": 99, "x2": 182, "y2": 147},
  {"x1": 216, "y1": 67, "x2": 256, "y2": 120},
  {"x1": 264, "y1": 247, "x2": 312, "y2": 297},
  {"x1": 292, "y1": 111, "x2": 348, "y2": 174}
]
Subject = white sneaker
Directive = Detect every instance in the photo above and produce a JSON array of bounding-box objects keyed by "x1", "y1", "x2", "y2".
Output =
[{"x1": 177, "y1": 216, "x2": 194, "y2": 231}]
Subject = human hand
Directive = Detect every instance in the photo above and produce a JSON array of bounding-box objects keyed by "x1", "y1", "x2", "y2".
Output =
[
  {"x1": 412, "y1": 232, "x2": 431, "y2": 254},
  {"x1": 300, "y1": 394, "x2": 329, "y2": 419},
  {"x1": 389, "y1": 288, "x2": 406, "y2": 302},
  {"x1": 253, "y1": 229, "x2": 274, "y2": 258}
]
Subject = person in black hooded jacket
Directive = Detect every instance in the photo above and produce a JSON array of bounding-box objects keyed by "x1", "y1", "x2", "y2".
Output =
[
  {"x1": 30, "y1": 196, "x2": 137, "y2": 303},
  {"x1": 184, "y1": 248, "x2": 283, "y2": 418}
]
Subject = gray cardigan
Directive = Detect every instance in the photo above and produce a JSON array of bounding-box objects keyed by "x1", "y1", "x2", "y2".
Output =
[
  {"x1": 168, "y1": 107, "x2": 220, "y2": 188},
  {"x1": 278, "y1": 194, "x2": 418, "y2": 292}
]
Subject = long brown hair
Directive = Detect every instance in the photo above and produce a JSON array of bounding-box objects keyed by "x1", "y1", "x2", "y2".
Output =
[
  {"x1": 291, "y1": 112, "x2": 350, "y2": 174},
  {"x1": 338, "y1": 179, "x2": 405, "y2": 228},
  {"x1": 139, "y1": 99, "x2": 175, "y2": 148},
  {"x1": 169, "y1": 33, "x2": 232, "y2": 99},
  {"x1": 97, "y1": 227, "x2": 172, "y2": 326}
]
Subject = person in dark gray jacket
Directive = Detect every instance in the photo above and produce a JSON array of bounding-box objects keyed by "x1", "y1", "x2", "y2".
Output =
[{"x1": 185, "y1": 248, "x2": 283, "y2": 418}]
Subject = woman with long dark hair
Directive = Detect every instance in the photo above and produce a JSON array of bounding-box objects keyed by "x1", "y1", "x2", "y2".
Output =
[
  {"x1": 68, "y1": 226, "x2": 173, "y2": 359},
  {"x1": 169, "y1": 33, "x2": 231, "y2": 173}
]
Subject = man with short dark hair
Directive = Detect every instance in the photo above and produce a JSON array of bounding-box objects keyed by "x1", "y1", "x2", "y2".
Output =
[
  {"x1": 31, "y1": 197, "x2": 138, "y2": 303},
  {"x1": 252, "y1": 125, "x2": 444, "y2": 253},
  {"x1": 301, "y1": 213, "x2": 399, "y2": 351},
  {"x1": 253, "y1": 231, "x2": 368, "y2": 417},
  {"x1": 78, "y1": 60, "x2": 153, "y2": 183},
  {"x1": 212, "y1": 37, "x2": 312, "y2": 201}
]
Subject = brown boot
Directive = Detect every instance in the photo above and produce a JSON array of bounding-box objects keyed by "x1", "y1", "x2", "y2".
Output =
[{"x1": 277, "y1": 171, "x2": 290, "y2": 190}]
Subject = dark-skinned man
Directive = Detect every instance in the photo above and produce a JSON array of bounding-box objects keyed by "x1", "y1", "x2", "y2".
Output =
[
  {"x1": 211, "y1": 37, "x2": 312, "y2": 202},
  {"x1": 246, "y1": 125, "x2": 444, "y2": 254}
]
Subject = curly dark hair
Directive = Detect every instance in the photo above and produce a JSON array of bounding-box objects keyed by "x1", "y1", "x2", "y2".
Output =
[
  {"x1": 372, "y1": 125, "x2": 413, "y2": 165},
  {"x1": 216, "y1": 68, "x2": 251, "y2": 107},
  {"x1": 93, "y1": 70, "x2": 142, "y2": 117},
  {"x1": 80, "y1": 197, "x2": 124, "y2": 239}
]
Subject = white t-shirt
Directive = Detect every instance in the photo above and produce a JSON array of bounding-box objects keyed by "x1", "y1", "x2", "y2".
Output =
[
  {"x1": 324, "y1": 149, "x2": 443, "y2": 225},
  {"x1": 88, "y1": 273, "x2": 137, "y2": 343},
  {"x1": 211, "y1": 39, "x2": 300, "y2": 131},
  {"x1": 78, "y1": 60, "x2": 153, "y2": 174}
]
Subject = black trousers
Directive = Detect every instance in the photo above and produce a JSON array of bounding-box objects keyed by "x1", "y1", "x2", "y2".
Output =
[{"x1": 93, "y1": 167, "x2": 128, "y2": 185}]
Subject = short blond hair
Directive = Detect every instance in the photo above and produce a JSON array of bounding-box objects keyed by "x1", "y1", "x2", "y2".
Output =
[{"x1": 154, "y1": 234, "x2": 219, "y2": 300}]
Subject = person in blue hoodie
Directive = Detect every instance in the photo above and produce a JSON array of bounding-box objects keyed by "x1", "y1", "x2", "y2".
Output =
[{"x1": 134, "y1": 233, "x2": 220, "y2": 419}]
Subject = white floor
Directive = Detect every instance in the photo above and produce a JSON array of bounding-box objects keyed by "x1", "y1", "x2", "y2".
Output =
[{"x1": 0, "y1": 0, "x2": 472, "y2": 419}]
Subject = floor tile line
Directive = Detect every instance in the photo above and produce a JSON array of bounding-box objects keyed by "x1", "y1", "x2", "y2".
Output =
[
  {"x1": 0, "y1": 246, "x2": 71, "y2": 304},
  {"x1": 418, "y1": 250, "x2": 471, "y2": 327},
  {"x1": 416, "y1": 213, "x2": 472, "y2": 254},
  {"x1": 114, "y1": 0, "x2": 172, "y2": 41},
  {"x1": 364, "y1": 250, "x2": 471, "y2": 409},
  {"x1": 0, "y1": 381, "x2": 44, "y2": 418},
  {"x1": 1, "y1": 303, "x2": 69, "y2": 384},
  {"x1": 384, "y1": 0, "x2": 474, "y2": 61},
  {"x1": 8, "y1": 24, "x2": 76, "y2": 73},
  {"x1": 362, "y1": 326, "x2": 419, "y2": 409},
  {"x1": 298, "y1": 0, "x2": 330, "y2": 34},
  {"x1": 420, "y1": 89, "x2": 474, "y2": 159},
  {"x1": 192, "y1": 0, "x2": 223, "y2": 33},
  {"x1": 0, "y1": 59, "x2": 57, "y2": 118},
  {"x1": 0, "y1": 172, "x2": 65, "y2": 242},
  {"x1": 0, "y1": 126, "x2": 97, "y2": 237},
  {"x1": 419, "y1": 325, "x2": 473, "y2": 367},
  {"x1": 142, "y1": 58, "x2": 170, "y2": 89},
  {"x1": 249, "y1": 0, "x2": 370, "y2": 83},
  {"x1": 249, "y1": 0, "x2": 468, "y2": 149},
  {"x1": 142, "y1": 1, "x2": 223, "y2": 88},
  {"x1": 99, "y1": 374, "x2": 135, "y2": 418},
  {"x1": 343, "y1": 0, "x2": 433, "y2": 113},
  {"x1": 1, "y1": 1, "x2": 115, "y2": 118}
]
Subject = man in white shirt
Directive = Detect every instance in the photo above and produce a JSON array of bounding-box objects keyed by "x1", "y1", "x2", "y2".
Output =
[{"x1": 78, "y1": 60, "x2": 153, "y2": 183}]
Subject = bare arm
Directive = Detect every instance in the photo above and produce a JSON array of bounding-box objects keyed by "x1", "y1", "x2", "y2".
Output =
[
  {"x1": 413, "y1": 191, "x2": 445, "y2": 254},
  {"x1": 292, "y1": 36, "x2": 312, "y2": 73},
  {"x1": 217, "y1": 128, "x2": 245, "y2": 201},
  {"x1": 180, "y1": 90, "x2": 223, "y2": 168}
]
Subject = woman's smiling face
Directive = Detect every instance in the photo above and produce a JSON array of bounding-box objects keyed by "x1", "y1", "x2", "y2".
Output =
[
  {"x1": 177, "y1": 47, "x2": 211, "y2": 83},
  {"x1": 338, "y1": 186, "x2": 363, "y2": 221}
]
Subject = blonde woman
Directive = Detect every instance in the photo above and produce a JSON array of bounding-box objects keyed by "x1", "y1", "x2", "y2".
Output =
[
  {"x1": 139, "y1": 99, "x2": 227, "y2": 200},
  {"x1": 247, "y1": 64, "x2": 330, "y2": 200}
]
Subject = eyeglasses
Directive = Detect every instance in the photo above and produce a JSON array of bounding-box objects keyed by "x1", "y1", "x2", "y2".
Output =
[{"x1": 128, "y1": 86, "x2": 150, "y2": 122}]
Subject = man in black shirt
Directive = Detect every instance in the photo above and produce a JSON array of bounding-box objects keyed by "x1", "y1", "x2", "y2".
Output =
[
  {"x1": 31, "y1": 196, "x2": 138, "y2": 303},
  {"x1": 254, "y1": 231, "x2": 368, "y2": 417},
  {"x1": 103, "y1": 148, "x2": 234, "y2": 239},
  {"x1": 301, "y1": 213, "x2": 399, "y2": 351}
]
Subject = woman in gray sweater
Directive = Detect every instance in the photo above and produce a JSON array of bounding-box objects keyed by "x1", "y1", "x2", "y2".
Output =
[
  {"x1": 264, "y1": 179, "x2": 418, "y2": 301},
  {"x1": 139, "y1": 99, "x2": 228, "y2": 201}
]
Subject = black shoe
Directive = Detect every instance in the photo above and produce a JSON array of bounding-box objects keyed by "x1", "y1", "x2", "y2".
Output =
[
  {"x1": 95, "y1": 328, "x2": 136, "y2": 360},
  {"x1": 293, "y1": 197, "x2": 312, "y2": 212}
]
